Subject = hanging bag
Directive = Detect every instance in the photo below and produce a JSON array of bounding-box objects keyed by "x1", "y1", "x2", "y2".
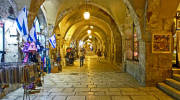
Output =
[
  {"x1": 0, "y1": 69, "x2": 3, "y2": 84},
  {"x1": 22, "y1": 42, "x2": 30, "y2": 53},
  {"x1": 28, "y1": 42, "x2": 37, "y2": 52}
]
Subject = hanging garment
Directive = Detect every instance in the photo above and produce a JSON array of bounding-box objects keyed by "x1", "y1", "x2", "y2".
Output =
[
  {"x1": 46, "y1": 57, "x2": 51, "y2": 73},
  {"x1": 0, "y1": 69, "x2": 3, "y2": 83},
  {"x1": 28, "y1": 42, "x2": 37, "y2": 52},
  {"x1": 33, "y1": 64, "x2": 38, "y2": 79},
  {"x1": 22, "y1": 42, "x2": 30, "y2": 53},
  {"x1": 6, "y1": 67, "x2": 10, "y2": 84},
  {"x1": 23, "y1": 53, "x2": 29, "y2": 63},
  {"x1": 9, "y1": 67, "x2": 14, "y2": 84},
  {"x1": 16, "y1": 67, "x2": 20, "y2": 83},
  {"x1": 1, "y1": 68, "x2": 5, "y2": 84},
  {"x1": 19, "y1": 65, "x2": 24, "y2": 83},
  {"x1": 29, "y1": 65, "x2": 35, "y2": 82},
  {"x1": 24, "y1": 67, "x2": 28, "y2": 83},
  {"x1": 13, "y1": 66, "x2": 17, "y2": 84},
  {"x1": 26, "y1": 67, "x2": 30, "y2": 83},
  {"x1": 21, "y1": 65, "x2": 25, "y2": 83},
  {"x1": 4, "y1": 67, "x2": 9, "y2": 84}
]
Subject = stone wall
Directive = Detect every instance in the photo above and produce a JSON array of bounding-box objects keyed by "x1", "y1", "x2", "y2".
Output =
[
  {"x1": 122, "y1": 0, "x2": 180, "y2": 86},
  {"x1": 3, "y1": 19, "x2": 20, "y2": 62},
  {"x1": 121, "y1": 1, "x2": 146, "y2": 85},
  {"x1": 144, "y1": 0, "x2": 177, "y2": 86},
  {"x1": 125, "y1": 40, "x2": 146, "y2": 86},
  {"x1": 126, "y1": 61, "x2": 141, "y2": 82}
]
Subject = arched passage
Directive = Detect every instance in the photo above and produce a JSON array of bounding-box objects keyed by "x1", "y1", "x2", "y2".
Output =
[
  {"x1": 49, "y1": 0, "x2": 146, "y2": 85},
  {"x1": 19, "y1": 0, "x2": 148, "y2": 85},
  {"x1": 3, "y1": 1, "x2": 180, "y2": 100},
  {"x1": 53, "y1": 3, "x2": 123, "y2": 65}
]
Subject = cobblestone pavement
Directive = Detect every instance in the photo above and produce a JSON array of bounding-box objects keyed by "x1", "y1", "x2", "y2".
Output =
[{"x1": 2, "y1": 56, "x2": 174, "y2": 100}]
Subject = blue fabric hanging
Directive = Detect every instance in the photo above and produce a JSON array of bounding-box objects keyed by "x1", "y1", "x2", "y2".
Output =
[{"x1": 46, "y1": 56, "x2": 51, "y2": 73}]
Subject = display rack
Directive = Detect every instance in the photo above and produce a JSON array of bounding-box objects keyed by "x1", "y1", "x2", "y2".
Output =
[{"x1": 0, "y1": 62, "x2": 42, "y2": 100}]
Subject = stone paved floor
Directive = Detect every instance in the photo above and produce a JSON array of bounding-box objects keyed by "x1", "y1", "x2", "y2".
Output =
[{"x1": 2, "y1": 56, "x2": 175, "y2": 100}]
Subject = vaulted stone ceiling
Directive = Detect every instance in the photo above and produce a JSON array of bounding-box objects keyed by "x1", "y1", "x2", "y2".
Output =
[
  {"x1": 10, "y1": 0, "x2": 180, "y2": 41},
  {"x1": 42, "y1": 0, "x2": 128, "y2": 45},
  {"x1": 43, "y1": 0, "x2": 128, "y2": 27},
  {"x1": 11, "y1": 0, "x2": 147, "y2": 40},
  {"x1": 42, "y1": 0, "x2": 143, "y2": 25}
]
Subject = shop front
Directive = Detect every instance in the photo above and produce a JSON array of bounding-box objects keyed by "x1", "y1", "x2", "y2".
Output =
[{"x1": 172, "y1": 10, "x2": 180, "y2": 68}]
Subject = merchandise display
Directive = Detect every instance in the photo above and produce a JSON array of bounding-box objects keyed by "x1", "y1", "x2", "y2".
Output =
[
  {"x1": 0, "y1": 62, "x2": 41, "y2": 100},
  {"x1": 0, "y1": 63, "x2": 39, "y2": 84}
]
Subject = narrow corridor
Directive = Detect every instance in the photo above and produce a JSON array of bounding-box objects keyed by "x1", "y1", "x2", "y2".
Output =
[{"x1": 2, "y1": 56, "x2": 174, "y2": 100}]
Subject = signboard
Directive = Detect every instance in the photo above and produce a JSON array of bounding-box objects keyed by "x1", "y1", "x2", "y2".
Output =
[
  {"x1": 176, "y1": 11, "x2": 180, "y2": 19},
  {"x1": 152, "y1": 34, "x2": 172, "y2": 53},
  {"x1": 176, "y1": 11, "x2": 180, "y2": 30}
]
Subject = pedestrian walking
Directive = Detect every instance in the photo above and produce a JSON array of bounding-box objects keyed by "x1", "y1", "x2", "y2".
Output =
[
  {"x1": 56, "y1": 53, "x2": 62, "y2": 71},
  {"x1": 104, "y1": 51, "x2": 107, "y2": 59},
  {"x1": 97, "y1": 49, "x2": 102, "y2": 62},
  {"x1": 79, "y1": 48, "x2": 85, "y2": 67}
]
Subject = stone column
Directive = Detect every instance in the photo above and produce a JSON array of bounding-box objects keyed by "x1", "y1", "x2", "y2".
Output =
[
  {"x1": 143, "y1": 0, "x2": 179, "y2": 86},
  {"x1": 28, "y1": 0, "x2": 45, "y2": 30},
  {"x1": 138, "y1": 39, "x2": 146, "y2": 86},
  {"x1": 144, "y1": 31, "x2": 172, "y2": 86}
]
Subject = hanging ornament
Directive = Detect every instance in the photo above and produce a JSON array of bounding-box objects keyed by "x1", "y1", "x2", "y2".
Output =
[{"x1": 28, "y1": 42, "x2": 37, "y2": 52}]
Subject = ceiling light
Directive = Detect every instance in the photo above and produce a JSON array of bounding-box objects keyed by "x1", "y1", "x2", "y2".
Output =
[
  {"x1": 90, "y1": 26, "x2": 93, "y2": 29},
  {"x1": 83, "y1": 12, "x2": 90, "y2": 20},
  {"x1": 89, "y1": 35, "x2": 92, "y2": 38},
  {"x1": 87, "y1": 30, "x2": 91, "y2": 34}
]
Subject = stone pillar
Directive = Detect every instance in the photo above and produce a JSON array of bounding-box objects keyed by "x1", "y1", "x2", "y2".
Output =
[
  {"x1": 144, "y1": 31, "x2": 172, "y2": 86},
  {"x1": 28, "y1": 0, "x2": 45, "y2": 29},
  {"x1": 138, "y1": 39, "x2": 146, "y2": 86},
  {"x1": 143, "y1": 0, "x2": 178, "y2": 86},
  {"x1": 122, "y1": 36, "x2": 126, "y2": 72}
]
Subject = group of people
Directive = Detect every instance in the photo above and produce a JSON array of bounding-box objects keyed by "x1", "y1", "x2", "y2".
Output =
[
  {"x1": 97, "y1": 49, "x2": 102, "y2": 62},
  {"x1": 65, "y1": 47, "x2": 106, "y2": 67},
  {"x1": 79, "y1": 48, "x2": 85, "y2": 67},
  {"x1": 65, "y1": 48, "x2": 75, "y2": 65},
  {"x1": 96, "y1": 49, "x2": 107, "y2": 62},
  {"x1": 78, "y1": 48, "x2": 106, "y2": 66}
]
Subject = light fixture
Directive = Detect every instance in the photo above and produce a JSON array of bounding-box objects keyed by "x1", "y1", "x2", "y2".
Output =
[
  {"x1": 79, "y1": 40, "x2": 84, "y2": 47},
  {"x1": 83, "y1": 12, "x2": 90, "y2": 20},
  {"x1": 87, "y1": 30, "x2": 91, "y2": 34},
  {"x1": 89, "y1": 35, "x2": 92, "y2": 38},
  {"x1": 90, "y1": 26, "x2": 93, "y2": 29}
]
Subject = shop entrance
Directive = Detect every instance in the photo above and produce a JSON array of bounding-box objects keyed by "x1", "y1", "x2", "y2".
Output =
[{"x1": 172, "y1": 4, "x2": 180, "y2": 68}]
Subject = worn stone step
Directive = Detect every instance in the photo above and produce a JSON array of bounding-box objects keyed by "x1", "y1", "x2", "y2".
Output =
[
  {"x1": 173, "y1": 74, "x2": 180, "y2": 82},
  {"x1": 158, "y1": 83, "x2": 180, "y2": 100},
  {"x1": 173, "y1": 69, "x2": 180, "y2": 74},
  {"x1": 166, "y1": 78, "x2": 180, "y2": 91}
]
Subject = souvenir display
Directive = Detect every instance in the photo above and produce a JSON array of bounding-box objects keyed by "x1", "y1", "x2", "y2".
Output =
[
  {"x1": 28, "y1": 42, "x2": 37, "y2": 52},
  {"x1": 0, "y1": 63, "x2": 39, "y2": 84},
  {"x1": 23, "y1": 54, "x2": 29, "y2": 63},
  {"x1": 22, "y1": 42, "x2": 30, "y2": 53}
]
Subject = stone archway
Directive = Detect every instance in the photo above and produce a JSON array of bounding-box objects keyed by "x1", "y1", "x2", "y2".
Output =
[
  {"x1": 50, "y1": 0, "x2": 147, "y2": 85},
  {"x1": 54, "y1": 3, "x2": 123, "y2": 65}
]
